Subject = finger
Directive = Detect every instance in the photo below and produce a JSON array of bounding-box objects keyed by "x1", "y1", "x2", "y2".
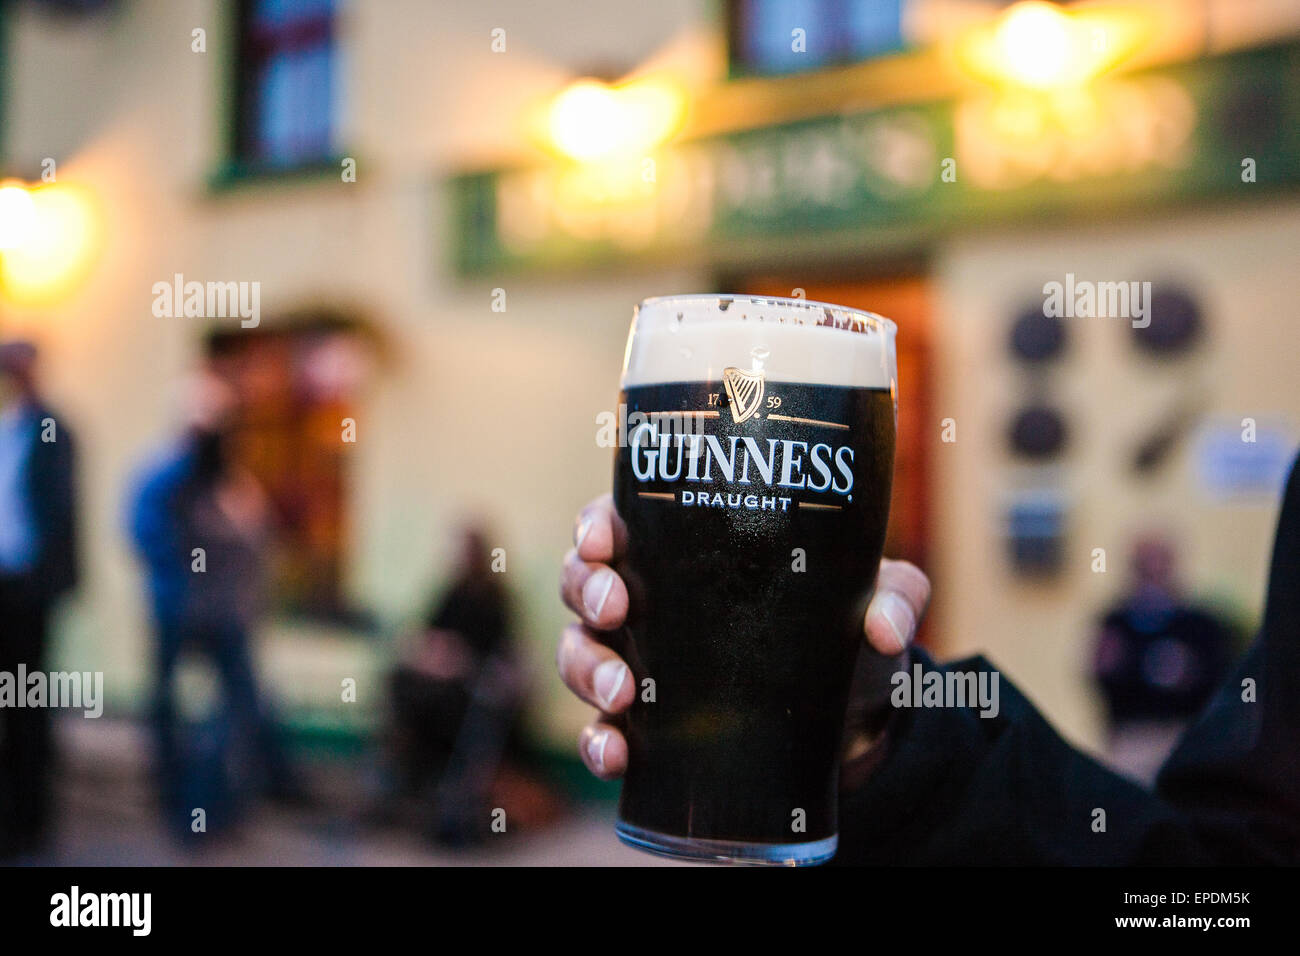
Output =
[
  {"x1": 559, "y1": 548, "x2": 629, "y2": 631},
  {"x1": 556, "y1": 623, "x2": 635, "y2": 714},
  {"x1": 572, "y1": 493, "x2": 628, "y2": 564},
  {"x1": 580, "y1": 721, "x2": 628, "y2": 779},
  {"x1": 863, "y1": 558, "x2": 931, "y2": 655}
]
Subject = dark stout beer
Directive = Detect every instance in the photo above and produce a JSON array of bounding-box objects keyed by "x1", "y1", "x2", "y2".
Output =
[{"x1": 610, "y1": 294, "x2": 897, "y2": 865}]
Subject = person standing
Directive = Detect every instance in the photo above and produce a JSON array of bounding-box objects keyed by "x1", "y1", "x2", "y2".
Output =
[
  {"x1": 0, "y1": 340, "x2": 79, "y2": 858},
  {"x1": 126, "y1": 365, "x2": 296, "y2": 839}
]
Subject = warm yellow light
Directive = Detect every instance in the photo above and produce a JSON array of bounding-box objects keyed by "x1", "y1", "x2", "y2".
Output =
[
  {"x1": 0, "y1": 183, "x2": 37, "y2": 251},
  {"x1": 548, "y1": 76, "x2": 686, "y2": 163},
  {"x1": 0, "y1": 182, "x2": 103, "y2": 306},
  {"x1": 997, "y1": 2, "x2": 1074, "y2": 90},
  {"x1": 957, "y1": 1, "x2": 1145, "y2": 92},
  {"x1": 550, "y1": 81, "x2": 622, "y2": 162}
]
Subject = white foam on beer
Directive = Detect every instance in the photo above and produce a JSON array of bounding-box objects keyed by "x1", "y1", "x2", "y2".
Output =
[{"x1": 622, "y1": 295, "x2": 896, "y2": 389}]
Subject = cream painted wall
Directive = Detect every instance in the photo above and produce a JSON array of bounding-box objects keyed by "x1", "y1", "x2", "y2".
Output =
[{"x1": 930, "y1": 201, "x2": 1300, "y2": 753}]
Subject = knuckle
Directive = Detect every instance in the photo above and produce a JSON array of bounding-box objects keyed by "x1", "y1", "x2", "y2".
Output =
[{"x1": 556, "y1": 626, "x2": 581, "y2": 672}]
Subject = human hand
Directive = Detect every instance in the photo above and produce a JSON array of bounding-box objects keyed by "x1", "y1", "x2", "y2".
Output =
[{"x1": 557, "y1": 493, "x2": 931, "y2": 779}]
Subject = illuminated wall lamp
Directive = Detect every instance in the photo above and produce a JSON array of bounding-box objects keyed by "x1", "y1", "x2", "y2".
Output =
[
  {"x1": 958, "y1": 1, "x2": 1146, "y2": 91},
  {"x1": 546, "y1": 76, "x2": 687, "y2": 163},
  {"x1": 0, "y1": 179, "x2": 103, "y2": 306}
]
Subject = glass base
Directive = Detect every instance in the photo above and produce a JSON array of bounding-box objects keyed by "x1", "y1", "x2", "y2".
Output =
[{"x1": 616, "y1": 820, "x2": 837, "y2": 866}]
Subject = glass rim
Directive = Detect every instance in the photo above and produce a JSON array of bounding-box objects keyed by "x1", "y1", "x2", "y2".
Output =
[{"x1": 635, "y1": 293, "x2": 897, "y2": 337}]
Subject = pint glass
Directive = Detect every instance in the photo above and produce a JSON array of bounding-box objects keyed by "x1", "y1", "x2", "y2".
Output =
[{"x1": 610, "y1": 294, "x2": 897, "y2": 865}]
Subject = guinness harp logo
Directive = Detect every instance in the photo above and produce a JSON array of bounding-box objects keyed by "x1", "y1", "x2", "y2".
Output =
[{"x1": 722, "y1": 367, "x2": 765, "y2": 424}]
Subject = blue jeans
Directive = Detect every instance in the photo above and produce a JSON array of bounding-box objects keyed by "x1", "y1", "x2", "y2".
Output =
[{"x1": 151, "y1": 608, "x2": 292, "y2": 836}]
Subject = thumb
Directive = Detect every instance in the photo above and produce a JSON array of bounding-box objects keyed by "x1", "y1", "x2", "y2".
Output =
[{"x1": 863, "y1": 558, "x2": 931, "y2": 655}]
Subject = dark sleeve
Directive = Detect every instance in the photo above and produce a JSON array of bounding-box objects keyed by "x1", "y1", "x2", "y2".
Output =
[
  {"x1": 835, "y1": 455, "x2": 1300, "y2": 866},
  {"x1": 1154, "y1": 455, "x2": 1300, "y2": 863},
  {"x1": 835, "y1": 648, "x2": 1203, "y2": 865},
  {"x1": 29, "y1": 413, "x2": 79, "y2": 601}
]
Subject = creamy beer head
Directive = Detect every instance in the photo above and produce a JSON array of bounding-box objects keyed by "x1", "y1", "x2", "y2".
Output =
[
  {"x1": 623, "y1": 294, "x2": 897, "y2": 392},
  {"x1": 610, "y1": 293, "x2": 899, "y2": 866}
]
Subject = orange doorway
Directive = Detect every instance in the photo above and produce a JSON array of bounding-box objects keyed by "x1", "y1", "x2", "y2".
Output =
[{"x1": 736, "y1": 276, "x2": 934, "y2": 633}]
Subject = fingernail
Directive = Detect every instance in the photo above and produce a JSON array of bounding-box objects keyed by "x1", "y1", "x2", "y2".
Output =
[
  {"x1": 582, "y1": 569, "x2": 615, "y2": 622},
  {"x1": 875, "y1": 592, "x2": 913, "y2": 652},
  {"x1": 587, "y1": 730, "x2": 609, "y2": 773},
  {"x1": 574, "y1": 515, "x2": 593, "y2": 550},
  {"x1": 593, "y1": 660, "x2": 628, "y2": 710}
]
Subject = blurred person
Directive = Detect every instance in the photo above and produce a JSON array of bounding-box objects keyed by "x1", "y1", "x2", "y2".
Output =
[
  {"x1": 384, "y1": 523, "x2": 529, "y2": 844},
  {"x1": 1092, "y1": 535, "x2": 1235, "y2": 784},
  {"x1": 0, "y1": 340, "x2": 79, "y2": 859},
  {"x1": 125, "y1": 364, "x2": 298, "y2": 841},
  {"x1": 555, "y1": 455, "x2": 1300, "y2": 864}
]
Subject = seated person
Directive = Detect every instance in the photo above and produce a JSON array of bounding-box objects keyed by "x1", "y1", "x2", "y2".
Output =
[{"x1": 388, "y1": 524, "x2": 524, "y2": 842}]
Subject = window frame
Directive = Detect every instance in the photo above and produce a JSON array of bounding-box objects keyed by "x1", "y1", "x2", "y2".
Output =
[
  {"x1": 210, "y1": 0, "x2": 350, "y2": 190},
  {"x1": 725, "y1": 0, "x2": 912, "y2": 80}
]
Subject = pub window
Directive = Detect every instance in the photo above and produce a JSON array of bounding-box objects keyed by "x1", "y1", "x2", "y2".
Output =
[
  {"x1": 205, "y1": 317, "x2": 370, "y2": 623},
  {"x1": 727, "y1": 0, "x2": 909, "y2": 77},
  {"x1": 230, "y1": 0, "x2": 341, "y2": 171}
]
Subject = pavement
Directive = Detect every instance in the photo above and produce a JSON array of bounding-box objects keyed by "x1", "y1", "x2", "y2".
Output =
[{"x1": 17, "y1": 716, "x2": 683, "y2": 867}]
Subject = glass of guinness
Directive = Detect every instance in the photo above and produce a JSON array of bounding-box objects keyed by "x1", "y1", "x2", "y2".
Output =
[{"x1": 611, "y1": 294, "x2": 897, "y2": 865}]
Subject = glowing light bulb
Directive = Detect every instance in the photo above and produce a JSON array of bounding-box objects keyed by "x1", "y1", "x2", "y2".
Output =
[
  {"x1": 548, "y1": 77, "x2": 686, "y2": 162},
  {"x1": 996, "y1": 2, "x2": 1075, "y2": 90},
  {"x1": 0, "y1": 184, "x2": 36, "y2": 251}
]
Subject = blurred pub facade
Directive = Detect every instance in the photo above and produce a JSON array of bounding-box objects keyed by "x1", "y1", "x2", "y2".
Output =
[{"x1": 1, "y1": 0, "x2": 1298, "y2": 764}]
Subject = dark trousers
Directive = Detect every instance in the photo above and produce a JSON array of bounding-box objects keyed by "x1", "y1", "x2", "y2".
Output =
[
  {"x1": 390, "y1": 668, "x2": 471, "y2": 790},
  {"x1": 389, "y1": 663, "x2": 521, "y2": 842},
  {"x1": 0, "y1": 577, "x2": 54, "y2": 854},
  {"x1": 152, "y1": 609, "x2": 292, "y2": 835}
]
